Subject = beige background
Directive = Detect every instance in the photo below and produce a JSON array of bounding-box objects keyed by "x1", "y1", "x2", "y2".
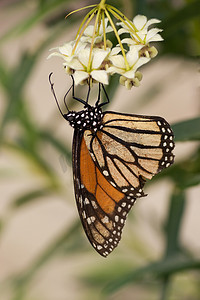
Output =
[{"x1": 0, "y1": 2, "x2": 200, "y2": 300}]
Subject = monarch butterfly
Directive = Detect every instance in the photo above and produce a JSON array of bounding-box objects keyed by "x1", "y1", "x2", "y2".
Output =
[{"x1": 49, "y1": 73, "x2": 175, "y2": 257}]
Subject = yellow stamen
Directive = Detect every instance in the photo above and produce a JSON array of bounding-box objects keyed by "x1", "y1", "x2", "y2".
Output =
[
  {"x1": 105, "y1": 8, "x2": 130, "y2": 70},
  {"x1": 74, "y1": 7, "x2": 97, "y2": 41},
  {"x1": 72, "y1": 10, "x2": 96, "y2": 56},
  {"x1": 107, "y1": 5, "x2": 144, "y2": 44},
  {"x1": 88, "y1": 9, "x2": 102, "y2": 72},
  {"x1": 101, "y1": 12, "x2": 107, "y2": 50},
  {"x1": 65, "y1": 4, "x2": 97, "y2": 19}
]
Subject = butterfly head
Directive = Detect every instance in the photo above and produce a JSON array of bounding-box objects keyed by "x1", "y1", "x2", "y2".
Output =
[{"x1": 64, "y1": 106, "x2": 104, "y2": 131}]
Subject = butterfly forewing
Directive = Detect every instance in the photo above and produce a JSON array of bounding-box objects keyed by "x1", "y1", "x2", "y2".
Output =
[{"x1": 84, "y1": 112, "x2": 174, "y2": 201}]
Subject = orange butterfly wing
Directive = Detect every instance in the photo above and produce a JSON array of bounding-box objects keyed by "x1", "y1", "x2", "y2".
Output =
[
  {"x1": 73, "y1": 130, "x2": 136, "y2": 257},
  {"x1": 73, "y1": 112, "x2": 174, "y2": 257},
  {"x1": 84, "y1": 112, "x2": 174, "y2": 198}
]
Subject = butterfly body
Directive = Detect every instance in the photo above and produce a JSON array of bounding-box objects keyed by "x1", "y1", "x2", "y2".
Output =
[
  {"x1": 49, "y1": 74, "x2": 175, "y2": 257},
  {"x1": 64, "y1": 106, "x2": 103, "y2": 131}
]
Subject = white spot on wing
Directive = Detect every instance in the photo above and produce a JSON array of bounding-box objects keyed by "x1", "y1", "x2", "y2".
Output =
[
  {"x1": 103, "y1": 170, "x2": 109, "y2": 176},
  {"x1": 115, "y1": 215, "x2": 119, "y2": 222},
  {"x1": 102, "y1": 216, "x2": 109, "y2": 223},
  {"x1": 85, "y1": 198, "x2": 90, "y2": 204}
]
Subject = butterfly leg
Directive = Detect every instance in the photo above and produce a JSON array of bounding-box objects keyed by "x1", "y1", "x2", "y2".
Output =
[
  {"x1": 101, "y1": 84, "x2": 110, "y2": 106},
  {"x1": 85, "y1": 80, "x2": 91, "y2": 105},
  {"x1": 63, "y1": 83, "x2": 73, "y2": 111},
  {"x1": 70, "y1": 75, "x2": 89, "y2": 107},
  {"x1": 95, "y1": 83, "x2": 101, "y2": 107},
  {"x1": 96, "y1": 84, "x2": 110, "y2": 108}
]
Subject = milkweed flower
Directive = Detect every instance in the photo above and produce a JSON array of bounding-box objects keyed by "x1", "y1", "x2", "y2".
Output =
[
  {"x1": 80, "y1": 18, "x2": 113, "y2": 44},
  {"x1": 118, "y1": 15, "x2": 163, "y2": 45},
  {"x1": 48, "y1": 1, "x2": 163, "y2": 89},
  {"x1": 48, "y1": 40, "x2": 87, "y2": 62},
  {"x1": 107, "y1": 46, "x2": 150, "y2": 89},
  {"x1": 117, "y1": 15, "x2": 163, "y2": 60},
  {"x1": 67, "y1": 48, "x2": 110, "y2": 85}
]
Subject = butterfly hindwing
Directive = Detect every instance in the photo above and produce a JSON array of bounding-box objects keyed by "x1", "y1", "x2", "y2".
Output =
[{"x1": 73, "y1": 129, "x2": 136, "y2": 257}]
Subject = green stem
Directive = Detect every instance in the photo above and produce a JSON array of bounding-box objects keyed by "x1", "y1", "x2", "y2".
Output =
[
  {"x1": 74, "y1": 7, "x2": 97, "y2": 41},
  {"x1": 66, "y1": 4, "x2": 97, "y2": 19},
  {"x1": 107, "y1": 5, "x2": 143, "y2": 44},
  {"x1": 160, "y1": 277, "x2": 170, "y2": 300},
  {"x1": 88, "y1": 9, "x2": 101, "y2": 72},
  {"x1": 99, "y1": 0, "x2": 106, "y2": 7},
  {"x1": 101, "y1": 11, "x2": 107, "y2": 50},
  {"x1": 73, "y1": 9, "x2": 96, "y2": 55},
  {"x1": 105, "y1": 8, "x2": 129, "y2": 70}
]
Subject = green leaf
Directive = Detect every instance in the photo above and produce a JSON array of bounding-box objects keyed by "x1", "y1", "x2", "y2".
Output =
[
  {"x1": 164, "y1": 189, "x2": 186, "y2": 257},
  {"x1": 0, "y1": 22, "x2": 72, "y2": 141},
  {"x1": 83, "y1": 260, "x2": 134, "y2": 287},
  {"x1": 40, "y1": 130, "x2": 71, "y2": 161},
  {"x1": 0, "y1": 0, "x2": 71, "y2": 42},
  {"x1": 162, "y1": 0, "x2": 200, "y2": 34},
  {"x1": 103, "y1": 256, "x2": 200, "y2": 295},
  {"x1": 153, "y1": 147, "x2": 200, "y2": 188},
  {"x1": 172, "y1": 117, "x2": 200, "y2": 141},
  {"x1": 10, "y1": 188, "x2": 52, "y2": 209},
  {"x1": 160, "y1": 189, "x2": 186, "y2": 300},
  {"x1": 0, "y1": 60, "x2": 10, "y2": 91},
  {"x1": 4, "y1": 141, "x2": 60, "y2": 187}
]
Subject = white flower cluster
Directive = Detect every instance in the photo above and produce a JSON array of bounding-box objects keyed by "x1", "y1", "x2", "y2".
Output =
[{"x1": 48, "y1": 15, "x2": 163, "y2": 89}]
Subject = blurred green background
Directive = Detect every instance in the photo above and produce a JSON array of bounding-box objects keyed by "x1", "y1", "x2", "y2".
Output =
[{"x1": 0, "y1": 0, "x2": 200, "y2": 299}]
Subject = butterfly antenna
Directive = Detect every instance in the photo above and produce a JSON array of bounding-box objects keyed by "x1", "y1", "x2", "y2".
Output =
[{"x1": 49, "y1": 72, "x2": 66, "y2": 117}]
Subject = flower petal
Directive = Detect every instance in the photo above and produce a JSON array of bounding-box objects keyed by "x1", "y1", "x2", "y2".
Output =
[
  {"x1": 73, "y1": 71, "x2": 89, "y2": 85},
  {"x1": 146, "y1": 28, "x2": 163, "y2": 42},
  {"x1": 59, "y1": 43, "x2": 73, "y2": 56},
  {"x1": 133, "y1": 15, "x2": 147, "y2": 30},
  {"x1": 118, "y1": 28, "x2": 130, "y2": 35},
  {"x1": 123, "y1": 70, "x2": 136, "y2": 79},
  {"x1": 121, "y1": 38, "x2": 135, "y2": 45},
  {"x1": 47, "y1": 52, "x2": 63, "y2": 59},
  {"x1": 80, "y1": 36, "x2": 91, "y2": 43},
  {"x1": 92, "y1": 50, "x2": 109, "y2": 69},
  {"x1": 91, "y1": 70, "x2": 109, "y2": 84},
  {"x1": 126, "y1": 48, "x2": 139, "y2": 66},
  {"x1": 78, "y1": 48, "x2": 90, "y2": 66},
  {"x1": 147, "y1": 33, "x2": 163, "y2": 42},
  {"x1": 74, "y1": 41, "x2": 87, "y2": 53},
  {"x1": 84, "y1": 25, "x2": 94, "y2": 37},
  {"x1": 134, "y1": 56, "x2": 150, "y2": 70},
  {"x1": 109, "y1": 54, "x2": 125, "y2": 69},
  {"x1": 99, "y1": 18, "x2": 113, "y2": 34},
  {"x1": 110, "y1": 47, "x2": 121, "y2": 55},
  {"x1": 146, "y1": 18, "x2": 161, "y2": 28},
  {"x1": 67, "y1": 58, "x2": 83, "y2": 70},
  {"x1": 106, "y1": 66, "x2": 120, "y2": 75},
  {"x1": 105, "y1": 25, "x2": 113, "y2": 33}
]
